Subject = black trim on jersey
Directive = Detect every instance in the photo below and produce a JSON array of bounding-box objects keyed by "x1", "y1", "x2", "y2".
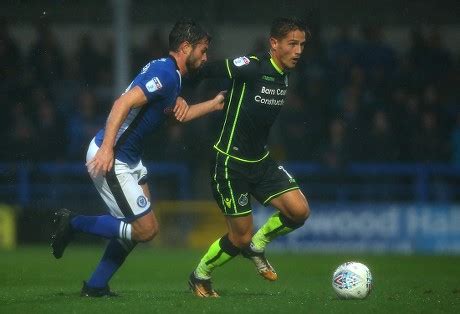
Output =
[
  {"x1": 138, "y1": 175, "x2": 148, "y2": 185},
  {"x1": 114, "y1": 106, "x2": 149, "y2": 150},
  {"x1": 106, "y1": 167, "x2": 135, "y2": 218},
  {"x1": 168, "y1": 55, "x2": 180, "y2": 71}
]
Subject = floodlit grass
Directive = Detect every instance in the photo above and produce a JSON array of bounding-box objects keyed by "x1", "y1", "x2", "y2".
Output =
[{"x1": 1, "y1": 246, "x2": 459, "y2": 313}]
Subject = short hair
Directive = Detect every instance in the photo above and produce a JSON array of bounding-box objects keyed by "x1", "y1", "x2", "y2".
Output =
[
  {"x1": 168, "y1": 18, "x2": 211, "y2": 52},
  {"x1": 270, "y1": 17, "x2": 311, "y2": 41}
]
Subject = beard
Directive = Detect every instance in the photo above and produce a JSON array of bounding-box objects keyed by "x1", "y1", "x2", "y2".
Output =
[{"x1": 185, "y1": 54, "x2": 202, "y2": 75}]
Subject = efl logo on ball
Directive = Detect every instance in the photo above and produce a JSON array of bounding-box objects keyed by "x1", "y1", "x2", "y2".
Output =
[{"x1": 332, "y1": 262, "x2": 372, "y2": 300}]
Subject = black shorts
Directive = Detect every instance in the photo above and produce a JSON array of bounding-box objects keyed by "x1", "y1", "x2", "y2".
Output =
[{"x1": 210, "y1": 151, "x2": 300, "y2": 216}]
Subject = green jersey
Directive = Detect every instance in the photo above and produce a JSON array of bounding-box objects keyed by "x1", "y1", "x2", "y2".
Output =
[{"x1": 203, "y1": 53, "x2": 290, "y2": 162}]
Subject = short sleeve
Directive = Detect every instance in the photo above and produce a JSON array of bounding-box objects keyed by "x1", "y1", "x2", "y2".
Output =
[
  {"x1": 226, "y1": 55, "x2": 259, "y2": 80},
  {"x1": 134, "y1": 69, "x2": 175, "y2": 102},
  {"x1": 198, "y1": 55, "x2": 259, "y2": 81}
]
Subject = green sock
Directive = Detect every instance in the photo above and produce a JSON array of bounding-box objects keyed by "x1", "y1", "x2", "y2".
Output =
[
  {"x1": 251, "y1": 212, "x2": 304, "y2": 252},
  {"x1": 195, "y1": 235, "x2": 240, "y2": 279}
]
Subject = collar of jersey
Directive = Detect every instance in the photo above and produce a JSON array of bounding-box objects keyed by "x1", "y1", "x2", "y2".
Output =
[
  {"x1": 269, "y1": 57, "x2": 284, "y2": 75},
  {"x1": 168, "y1": 55, "x2": 180, "y2": 72},
  {"x1": 168, "y1": 55, "x2": 182, "y2": 87}
]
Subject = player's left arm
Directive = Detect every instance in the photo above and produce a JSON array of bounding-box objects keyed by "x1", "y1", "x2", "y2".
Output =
[
  {"x1": 196, "y1": 56, "x2": 258, "y2": 80},
  {"x1": 174, "y1": 91, "x2": 226, "y2": 122}
]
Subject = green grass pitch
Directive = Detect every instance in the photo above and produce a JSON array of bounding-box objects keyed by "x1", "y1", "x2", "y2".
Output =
[{"x1": 1, "y1": 246, "x2": 459, "y2": 313}]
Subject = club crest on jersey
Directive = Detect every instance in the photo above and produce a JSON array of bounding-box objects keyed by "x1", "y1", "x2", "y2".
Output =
[
  {"x1": 233, "y1": 56, "x2": 250, "y2": 67},
  {"x1": 146, "y1": 77, "x2": 163, "y2": 92},
  {"x1": 137, "y1": 196, "x2": 148, "y2": 208}
]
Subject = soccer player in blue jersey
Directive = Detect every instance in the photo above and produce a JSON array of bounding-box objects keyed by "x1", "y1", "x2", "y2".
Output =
[{"x1": 50, "y1": 18, "x2": 225, "y2": 297}]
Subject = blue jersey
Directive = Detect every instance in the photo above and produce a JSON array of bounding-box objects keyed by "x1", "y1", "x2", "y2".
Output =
[{"x1": 95, "y1": 57, "x2": 182, "y2": 166}]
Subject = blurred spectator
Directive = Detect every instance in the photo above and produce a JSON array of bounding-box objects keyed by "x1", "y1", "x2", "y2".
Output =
[
  {"x1": 32, "y1": 88, "x2": 67, "y2": 161},
  {"x1": 452, "y1": 113, "x2": 460, "y2": 166},
  {"x1": 4, "y1": 101, "x2": 37, "y2": 161},
  {"x1": 249, "y1": 35, "x2": 268, "y2": 55},
  {"x1": 363, "y1": 110, "x2": 398, "y2": 161},
  {"x1": 424, "y1": 27, "x2": 453, "y2": 85},
  {"x1": 356, "y1": 24, "x2": 397, "y2": 95},
  {"x1": 67, "y1": 89, "x2": 105, "y2": 159},
  {"x1": 132, "y1": 29, "x2": 168, "y2": 73},
  {"x1": 411, "y1": 112, "x2": 448, "y2": 162},
  {"x1": 75, "y1": 33, "x2": 102, "y2": 86},
  {"x1": 27, "y1": 20, "x2": 65, "y2": 89},
  {"x1": 0, "y1": 18, "x2": 23, "y2": 141},
  {"x1": 298, "y1": 24, "x2": 329, "y2": 86},
  {"x1": 94, "y1": 38, "x2": 115, "y2": 105},
  {"x1": 52, "y1": 54, "x2": 82, "y2": 118},
  {"x1": 278, "y1": 93, "x2": 311, "y2": 161},
  {"x1": 317, "y1": 118, "x2": 350, "y2": 168},
  {"x1": 0, "y1": 18, "x2": 22, "y2": 103},
  {"x1": 327, "y1": 25, "x2": 359, "y2": 88},
  {"x1": 399, "y1": 93, "x2": 422, "y2": 161}
]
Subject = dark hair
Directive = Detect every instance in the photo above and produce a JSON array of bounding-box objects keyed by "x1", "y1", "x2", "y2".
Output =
[
  {"x1": 270, "y1": 17, "x2": 311, "y2": 41},
  {"x1": 168, "y1": 18, "x2": 211, "y2": 52}
]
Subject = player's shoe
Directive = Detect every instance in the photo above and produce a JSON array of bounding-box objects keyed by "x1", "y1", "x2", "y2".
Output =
[
  {"x1": 188, "y1": 272, "x2": 219, "y2": 298},
  {"x1": 81, "y1": 281, "x2": 118, "y2": 297},
  {"x1": 242, "y1": 246, "x2": 278, "y2": 281},
  {"x1": 51, "y1": 208, "x2": 74, "y2": 259}
]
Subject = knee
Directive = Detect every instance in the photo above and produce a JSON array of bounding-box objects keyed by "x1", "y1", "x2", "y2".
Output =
[
  {"x1": 229, "y1": 232, "x2": 252, "y2": 248},
  {"x1": 134, "y1": 220, "x2": 159, "y2": 242},
  {"x1": 290, "y1": 201, "x2": 310, "y2": 223}
]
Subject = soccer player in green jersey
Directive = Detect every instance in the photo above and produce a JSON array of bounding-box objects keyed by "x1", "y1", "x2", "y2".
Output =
[{"x1": 187, "y1": 17, "x2": 312, "y2": 297}]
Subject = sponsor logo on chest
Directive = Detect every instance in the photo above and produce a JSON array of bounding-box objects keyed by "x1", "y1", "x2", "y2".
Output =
[{"x1": 254, "y1": 85, "x2": 287, "y2": 106}]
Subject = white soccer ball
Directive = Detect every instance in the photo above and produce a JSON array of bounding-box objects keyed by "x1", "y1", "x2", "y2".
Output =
[{"x1": 332, "y1": 262, "x2": 372, "y2": 299}]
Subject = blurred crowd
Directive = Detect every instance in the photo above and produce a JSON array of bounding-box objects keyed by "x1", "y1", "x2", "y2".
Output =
[{"x1": 1, "y1": 19, "x2": 459, "y2": 168}]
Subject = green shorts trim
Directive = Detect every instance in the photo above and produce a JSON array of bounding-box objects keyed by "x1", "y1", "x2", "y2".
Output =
[
  {"x1": 223, "y1": 209, "x2": 252, "y2": 217},
  {"x1": 213, "y1": 145, "x2": 270, "y2": 163},
  {"x1": 263, "y1": 186, "x2": 300, "y2": 205}
]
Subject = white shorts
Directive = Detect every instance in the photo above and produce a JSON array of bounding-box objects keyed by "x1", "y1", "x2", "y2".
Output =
[{"x1": 86, "y1": 139, "x2": 151, "y2": 221}]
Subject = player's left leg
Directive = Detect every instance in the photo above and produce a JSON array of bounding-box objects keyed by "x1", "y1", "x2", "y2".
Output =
[
  {"x1": 253, "y1": 189, "x2": 310, "y2": 251},
  {"x1": 81, "y1": 183, "x2": 155, "y2": 297},
  {"x1": 245, "y1": 160, "x2": 310, "y2": 280},
  {"x1": 81, "y1": 239, "x2": 136, "y2": 297},
  {"x1": 242, "y1": 189, "x2": 309, "y2": 281}
]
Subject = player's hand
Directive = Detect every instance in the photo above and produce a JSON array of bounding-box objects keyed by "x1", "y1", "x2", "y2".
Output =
[
  {"x1": 86, "y1": 145, "x2": 114, "y2": 178},
  {"x1": 213, "y1": 90, "x2": 226, "y2": 111},
  {"x1": 173, "y1": 96, "x2": 189, "y2": 122}
]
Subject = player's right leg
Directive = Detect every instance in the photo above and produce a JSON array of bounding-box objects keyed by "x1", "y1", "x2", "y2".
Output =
[
  {"x1": 51, "y1": 139, "x2": 157, "y2": 259},
  {"x1": 190, "y1": 215, "x2": 252, "y2": 297},
  {"x1": 189, "y1": 152, "x2": 253, "y2": 297}
]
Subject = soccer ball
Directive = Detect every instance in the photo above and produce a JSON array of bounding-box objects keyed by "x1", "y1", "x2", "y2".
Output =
[{"x1": 332, "y1": 262, "x2": 372, "y2": 299}]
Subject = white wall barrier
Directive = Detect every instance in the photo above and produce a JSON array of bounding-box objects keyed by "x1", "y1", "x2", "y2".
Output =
[{"x1": 253, "y1": 203, "x2": 460, "y2": 254}]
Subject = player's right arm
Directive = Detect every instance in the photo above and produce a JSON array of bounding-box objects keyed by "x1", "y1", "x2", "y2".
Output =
[
  {"x1": 174, "y1": 91, "x2": 226, "y2": 122},
  {"x1": 86, "y1": 87, "x2": 147, "y2": 178}
]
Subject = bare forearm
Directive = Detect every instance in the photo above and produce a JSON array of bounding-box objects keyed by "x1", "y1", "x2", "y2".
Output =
[
  {"x1": 101, "y1": 100, "x2": 131, "y2": 148},
  {"x1": 182, "y1": 99, "x2": 219, "y2": 122}
]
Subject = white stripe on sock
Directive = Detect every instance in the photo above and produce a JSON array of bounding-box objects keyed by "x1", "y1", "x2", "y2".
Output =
[
  {"x1": 119, "y1": 222, "x2": 132, "y2": 241},
  {"x1": 125, "y1": 224, "x2": 132, "y2": 241},
  {"x1": 119, "y1": 222, "x2": 124, "y2": 239}
]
